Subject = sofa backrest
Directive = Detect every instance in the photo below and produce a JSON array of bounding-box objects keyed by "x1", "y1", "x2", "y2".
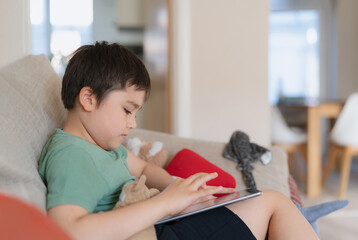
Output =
[{"x1": 0, "y1": 55, "x2": 66, "y2": 211}]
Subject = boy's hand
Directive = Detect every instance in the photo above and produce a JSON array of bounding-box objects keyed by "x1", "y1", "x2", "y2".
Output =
[
  {"x1": 194, "y1": 184, "x2": 236, "y2": 204},
  {"x1": 156, "y1": 172, "x2": 235, "y2": 215}
]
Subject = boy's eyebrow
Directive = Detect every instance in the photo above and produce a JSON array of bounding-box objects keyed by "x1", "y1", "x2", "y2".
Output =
[{"x1": 126, "y1": 101, "x2": 142, "y2": 110}]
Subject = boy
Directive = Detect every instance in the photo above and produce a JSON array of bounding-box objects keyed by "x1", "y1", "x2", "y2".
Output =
[{"x1": 39, "y1": 41, "x2": 318, "y2": 240}]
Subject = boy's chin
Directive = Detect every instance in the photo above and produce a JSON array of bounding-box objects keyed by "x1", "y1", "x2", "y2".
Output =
[{"x1": 106, "y1": 141, "x2": 123, "y2": 150}]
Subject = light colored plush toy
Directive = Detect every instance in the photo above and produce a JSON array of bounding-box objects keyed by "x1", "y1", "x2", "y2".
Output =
[
  {"x1": 125, "y1": 137, "x2": 168, "y2": 168},
  {"x1": 114, "y1": 175, "x2": 160, "y2": 240}
]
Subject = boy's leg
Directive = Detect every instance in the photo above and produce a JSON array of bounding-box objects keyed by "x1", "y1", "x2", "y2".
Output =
[{"x1": 226, "y1": 190, "x2": 319, "y2": 240}]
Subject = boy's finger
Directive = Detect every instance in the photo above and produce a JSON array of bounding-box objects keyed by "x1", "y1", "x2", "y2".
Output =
[
  {"x1": 191, "y1": 172, "x2": 218, "y2": 188},
  {"x1": 197, "y1": 186, "x2": 223, "y2": 198},
  {"x1": 199, "y1": 183, "x2": 208, "y2": 190},
  {"x1": 186, "y1": 172, "x2": 210, "y2": 182},
  {"x1": 216, "y1": 187, "x2": 236, "y2": 194}
]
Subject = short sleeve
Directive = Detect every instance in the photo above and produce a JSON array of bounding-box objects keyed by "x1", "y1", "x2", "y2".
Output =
[
  {"x1": 115, "y1": 145, "x2": 128, "y2": 166},
  {"x1": 45, "y1": 146, "x2": 108, "y2": 213}
]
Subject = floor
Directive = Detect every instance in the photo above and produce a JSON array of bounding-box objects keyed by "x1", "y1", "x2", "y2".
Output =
[{"x1": 295, "y1": 160, "x2": 358, "y2": 240}]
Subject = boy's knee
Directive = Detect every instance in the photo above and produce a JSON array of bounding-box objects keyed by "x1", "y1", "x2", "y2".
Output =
[
  {"x1": 262, "y1": 189, "x2": 286, "y2": 197},
  {"x1": 261, "y1": 190, "x2": 290, "y2": 203},
  {"x1": 261, "y1": 190, "x2": 296, "y2": 212}
]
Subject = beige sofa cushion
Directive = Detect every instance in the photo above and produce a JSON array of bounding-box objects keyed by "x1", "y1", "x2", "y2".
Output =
[
  {"x1": 0, "y1": 55, "x2": 66, "y2": 211},
  {"x1": 127, "y1": 128, "x2": 290, "y2": 197}
]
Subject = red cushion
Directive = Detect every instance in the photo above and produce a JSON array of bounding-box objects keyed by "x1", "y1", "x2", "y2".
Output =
[
  {"x1": 166, "y1": 148, "x2": 236, "y2": 189},
  {"x1": 0, "y1": 194, "x2": 71, "y2": 240}
]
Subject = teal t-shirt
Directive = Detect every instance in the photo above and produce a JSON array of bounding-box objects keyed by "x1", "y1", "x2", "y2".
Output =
[{"x1": 38, "y1": 129, "x2": 135, "y2": 213}]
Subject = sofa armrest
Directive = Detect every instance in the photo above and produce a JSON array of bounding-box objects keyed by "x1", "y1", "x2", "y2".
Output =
[{"x1": 127, "y1": 129, "x2": 290, "y2": 197}]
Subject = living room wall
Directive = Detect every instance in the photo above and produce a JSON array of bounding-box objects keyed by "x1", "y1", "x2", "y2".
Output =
[
  {"x1": 170, "y1": 0, "x2": 271, "y2": 146},
  {"x1": 336, "y1": 0, "x2": 358, "y2": 99}
]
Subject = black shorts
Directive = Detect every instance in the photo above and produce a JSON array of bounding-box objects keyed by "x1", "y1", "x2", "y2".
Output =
[{"x1": 155, "y1": 207, "x2": 256, "y2": 240}]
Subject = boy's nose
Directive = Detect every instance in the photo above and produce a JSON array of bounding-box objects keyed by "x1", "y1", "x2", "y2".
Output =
[{"x1": 128, "y1": 115, "x2": 136, "y2": 129}]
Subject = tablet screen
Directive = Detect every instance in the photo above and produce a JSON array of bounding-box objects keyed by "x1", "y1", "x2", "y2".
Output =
[{"x1": 155, "y1": 188, "x2": 262, "y2": 225}]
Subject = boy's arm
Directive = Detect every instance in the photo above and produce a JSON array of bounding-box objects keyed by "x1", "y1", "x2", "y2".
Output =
[
  {"x1": 126, "y1": 150, "x2": 174, "y2": 191},
  {"x1": 48, "y1": 196, "x2": 167, "y2": 240},
  {"x1": 48, "y1": 172, "x2": 224, "y2": 240}
]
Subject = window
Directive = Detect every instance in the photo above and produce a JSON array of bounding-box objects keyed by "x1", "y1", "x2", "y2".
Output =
[
  {"x1": 31, "y1": 0, "x2": 49, "y2": 56},
  {"x1": 269, "y1": 10, "x2": 320, "y2": 104},
  {"x1": 30, "y1": 0, "x2": 93, "y2": 77}
]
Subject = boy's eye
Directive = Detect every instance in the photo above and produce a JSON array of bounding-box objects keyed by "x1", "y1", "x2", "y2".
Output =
[{"x1": 124, "y1": 108, "x2": 132, "y2": 115}]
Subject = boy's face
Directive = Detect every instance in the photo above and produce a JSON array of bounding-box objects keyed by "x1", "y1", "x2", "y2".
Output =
[{"x1": 83, "y1": 85, "x2": 145, "y2": 150}]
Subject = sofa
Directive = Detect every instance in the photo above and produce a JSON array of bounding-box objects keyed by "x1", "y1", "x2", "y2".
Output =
[{"x1": 0, "y1": 55, "x2": 290, "y2": 238}]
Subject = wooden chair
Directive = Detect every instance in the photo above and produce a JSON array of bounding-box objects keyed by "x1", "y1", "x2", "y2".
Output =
[
  {"x1": 322, "y1": 93, "x2": 358, "y2": 199},
  {"x1": 271, "y1": 106, "x2": 307, "y2": 181}
]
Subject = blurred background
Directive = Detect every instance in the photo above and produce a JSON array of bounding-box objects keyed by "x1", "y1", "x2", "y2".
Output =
[
  {"x1": 2, "y1": 0, "x2": 358, "y2": 145},
  {"x1": 1, "y1": 0, "x2": 358, "y2": 238}
]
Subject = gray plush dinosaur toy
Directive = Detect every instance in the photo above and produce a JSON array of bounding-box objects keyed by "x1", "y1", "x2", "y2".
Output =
[{"x1": 223, "y1": 131, "x2": 272, "y2": 190}]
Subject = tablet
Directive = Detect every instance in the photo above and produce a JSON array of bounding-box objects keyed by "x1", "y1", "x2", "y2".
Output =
[{"x1": 155, "y1": 188, "x2": 262, "y2": 225}]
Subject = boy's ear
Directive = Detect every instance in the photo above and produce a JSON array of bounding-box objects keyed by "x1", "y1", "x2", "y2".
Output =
[{"x1": 78, "y1": 87, "x2": 97, "y2": 111}]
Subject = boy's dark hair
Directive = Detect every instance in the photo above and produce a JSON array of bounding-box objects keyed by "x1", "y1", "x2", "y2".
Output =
[{"x1": 61, "y1": 41, "x2": 151, "y2": 109}]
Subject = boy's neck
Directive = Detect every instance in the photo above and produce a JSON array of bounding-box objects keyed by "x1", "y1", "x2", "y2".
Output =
[{"x1": 63, "y1": 110, "x2": 97, "y2": 147}]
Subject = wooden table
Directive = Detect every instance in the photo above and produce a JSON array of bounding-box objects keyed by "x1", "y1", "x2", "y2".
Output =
[{"x1": 278, "y1": 99, "x2": 344, "y2": 198}]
